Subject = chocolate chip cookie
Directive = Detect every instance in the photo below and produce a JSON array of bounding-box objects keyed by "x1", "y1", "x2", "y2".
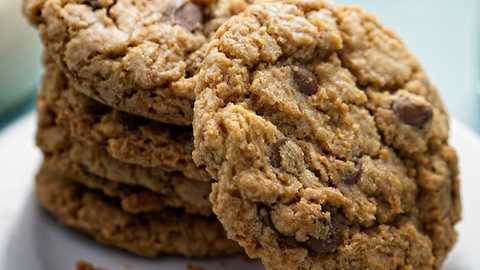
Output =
[
  {"x1": 42, "y1": 150, "x2": 213, "y2": 215},
  {"x1": 38, "y1": 53, "x2": 210, "y2": 181},
  {"x1": 193, "y1": 1, "x2": 460, "y2": 269},
  {"x1": 35, "y1": 164, "x2": 242, "y2": 258},
  {"x1": 37, "y1": 102, "x2": 214, "y2": 216},
  {"x1": 24, "y1": 0, "x2": 249, "y2": 125}
]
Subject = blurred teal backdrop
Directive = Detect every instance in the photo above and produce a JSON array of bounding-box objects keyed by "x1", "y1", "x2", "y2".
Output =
[{"x1": 0, "y1": 0, "x2": 42, "y2": 129}]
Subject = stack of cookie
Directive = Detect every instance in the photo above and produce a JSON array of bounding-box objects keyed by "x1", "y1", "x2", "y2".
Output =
[
  {"x1": 24, "y1": 0, "x2": 249, "y2": 258},
  {"x1": 25, "y1": 0, "x2": 462, "y2": 269}
]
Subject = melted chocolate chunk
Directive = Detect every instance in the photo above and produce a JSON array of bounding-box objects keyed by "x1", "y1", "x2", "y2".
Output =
[
  {"x1": 85, "y1": 0, "x2": 102, "y2": 10},
  {"x1": 301, "y1": 222, "x2": 339, "y2": 253},
  {"x1": 260, "y1": 206, "x2": 340, "y2": 253},
  {"x1": 393, "y1": 98, "x2": 433, "y2": 128},
  {"x1": 291, "y1": 65, "x2": 319, "y2": 96},
  {"x1": 259, "y1": 206, "x2": 278, "y2": 233},
  {"x1": 172, "y1": 1, "x2": 203, "y2": 32},
  {"x1": 344, "y1": 162, "x2": 362, "y2": 185},
  {"x1": 259, "y1": 206, "x2": 299, "y2": 249},
  {"x1": 270, "y1": 138, "x2": 290, "y2": 168}
]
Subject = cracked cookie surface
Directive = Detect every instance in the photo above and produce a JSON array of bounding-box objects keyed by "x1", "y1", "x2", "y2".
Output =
[
  {"x1": 193, "y1": 1, "x2": 460, "y2": 269},
  {"x1": 24, "y1": 0, "x2": 249, "y2": 125}
]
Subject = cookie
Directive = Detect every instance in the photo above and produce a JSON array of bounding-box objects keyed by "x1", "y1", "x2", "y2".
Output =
[
  {"x1": 35, "y1": 164, "x2": 242, "y2": 258},
  {"x1": 24, "y1": 0, "x2": 249, "y2": 125},
  {"x1": 36, "y1": 116, "x2": 194, "y2": 193},
  {"x1": 42, "y1": 152, "x2": 213, "y2": 215},
  {"x1": 36, "y1": 106, "x2": 213, "y2": 216},
  {"x1": 38, "y1": 53, "x2": 210, "y2": 181},
  {"x1": 193, "y1": 1, "x2": 460, "y2": 269}
]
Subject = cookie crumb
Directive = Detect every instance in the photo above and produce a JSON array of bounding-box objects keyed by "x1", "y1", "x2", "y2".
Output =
[
  {"x1": 187, "y1": 264, "x2": 205, "y2": 270},
  {"x1": 76, "y1": 260, "x2": 107, "y2": 270}
]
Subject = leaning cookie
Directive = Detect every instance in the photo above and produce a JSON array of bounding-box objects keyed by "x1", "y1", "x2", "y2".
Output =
[
  {"x1": 42, "y1": 151, "x2": 213, "y2": 216},
  {"x1": 37, "y1": 121, "x2": 212, "y2": 200},
  {"x1": 35, "y1": 164, "x2": 242, "y2": 258},
  {"x1": 24, "y1": 0, "x2": 249, "y2": 125},
  {"x1": 36, "y1": 109, "x2": 213, "y2": 216},
  {"x1": 193, "y1": 1, "x2": 460, "y2": 269},
  {"x1": 37, "y1": 53, "x2": 210, "y2": 181}
]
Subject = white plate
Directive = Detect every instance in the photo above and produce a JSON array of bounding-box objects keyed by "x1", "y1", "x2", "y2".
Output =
[{"x1": 0, "y1": 112, "x2": 479, "y2": 269}]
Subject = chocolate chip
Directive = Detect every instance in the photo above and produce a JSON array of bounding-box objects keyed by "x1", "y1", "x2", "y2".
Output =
[
  {"x1": 393, "y1": 98, "x2": 433, "y2": 128},
  {"x1": 172, "y1": 1, "x2": 203, "y2": 32},
  {"x1": 291, "y1": 65, "x2": 319, "y2": 96},
  {"x1": 343, "y1": 162, "x2": 362, "y2": 185},
  {"x1": 270, "y1": 138, "x2": 290, "y2": 168},
  {"x1": 259, "y1": 206, "x2": 278, "y2": 233},
  {"x1": 85, "y1": 0, "x2": 102, "y2": 10},
  {"x1": 258, "y1": 206, "x2": 299, "y2": 249},
  {"x1": 301, "y1": 222, "x2": 339, "y2": 253},
  {"x1": 260, "y1": 206, "x2": 339, "y2": 253}
]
